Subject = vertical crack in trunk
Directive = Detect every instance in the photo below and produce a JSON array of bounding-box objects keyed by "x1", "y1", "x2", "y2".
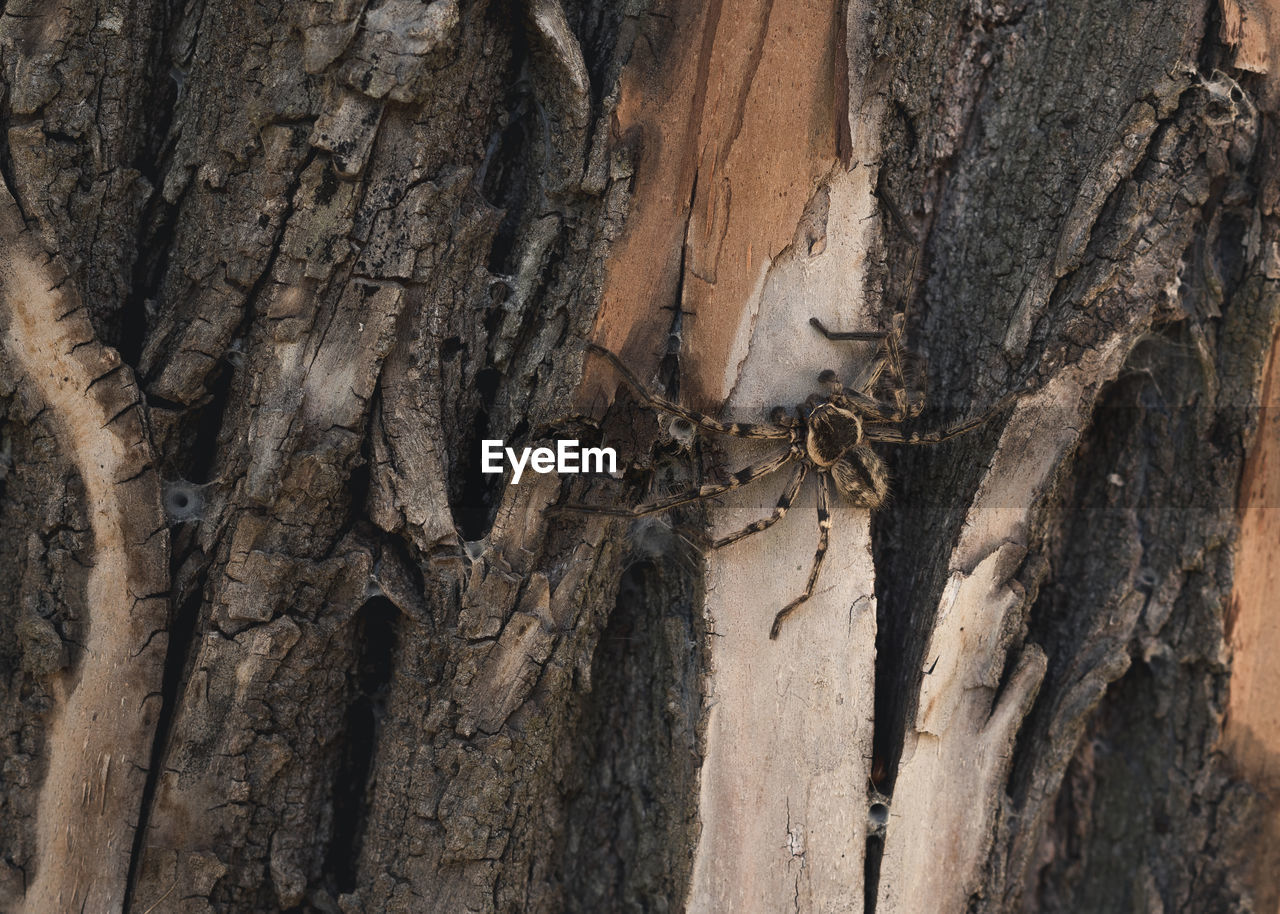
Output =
[
  {"x1": 122, "y1": 581, "x2": 205, "y2": 912},
  {"x1": 117, "y1": 2, "x2": 182, "y2": 367},
  {"x1": 326, "y1": 596, "x2": 398, "y2": 894}
]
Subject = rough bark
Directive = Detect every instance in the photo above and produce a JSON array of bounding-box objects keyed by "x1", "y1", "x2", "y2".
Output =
[
  {"x1": 867, "y1": 1, "x2": 1279, "y2": 911},
  {"x1": 0, "y1": 1, "x2": 1277, "y2": 913}
]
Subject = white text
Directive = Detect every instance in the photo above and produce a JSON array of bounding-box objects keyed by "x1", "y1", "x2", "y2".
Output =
[{"x1": 481, "y1": 439, "x2": 617, "y2": 484}]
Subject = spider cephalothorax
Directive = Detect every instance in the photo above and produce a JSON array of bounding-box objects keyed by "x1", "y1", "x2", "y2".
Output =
[
  {"x1": 552, "y1": 316, "x2": 1015, "y2": 639},
  {"x1": 799, "y1": 388, "x2": 890, "y2": 510},
  {"x1": 804, "y1": 400, "x2": 864, "y2": 465}
]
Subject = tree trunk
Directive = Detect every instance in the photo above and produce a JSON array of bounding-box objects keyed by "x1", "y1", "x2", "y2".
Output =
[{"x1": 1, "y1": 0, "x2": 1277, "y2": 912}]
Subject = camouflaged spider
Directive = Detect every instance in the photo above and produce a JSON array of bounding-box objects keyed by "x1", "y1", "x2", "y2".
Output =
[{"x1": 553, "y1": 316, "x2": 1016, "y2": 639}]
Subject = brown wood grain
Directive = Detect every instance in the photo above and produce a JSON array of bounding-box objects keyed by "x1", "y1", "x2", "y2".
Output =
[
  {"x1": 1225, "y1": 325, "x2": 1280, "y2": 914},
  {"x1": 591, "y1": 0, "x2": 844, "y2": 408}
]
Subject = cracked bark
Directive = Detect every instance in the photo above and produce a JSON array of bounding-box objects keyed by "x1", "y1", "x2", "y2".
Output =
[{"x1": 1, "y1": 0, "x2": 1278, "y2": 913}]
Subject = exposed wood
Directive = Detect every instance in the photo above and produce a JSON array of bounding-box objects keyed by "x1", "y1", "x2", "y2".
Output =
[
  {"x1": 1224, "y1": 326, "x2": 1280, "y2": 913},
  {"x1": 689, "y1": 170, "x2": 881, "y2": 911},
  {"x1": 594, "y1": 5, "x2": 886, "y2": 901},
  {"x1": 593, "y1": 0, "x2": 846, "y2": 406},
  {"x1": 1220, "y1": 0, "x2": 1280, "y2": 76},
  {"x1": 0, "y1": 183, "x2": 168, "y2": 912}
]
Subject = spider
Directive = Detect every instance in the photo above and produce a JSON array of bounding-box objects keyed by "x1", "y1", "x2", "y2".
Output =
[{"x1": 552, "y1": 316, "x2": 1017, "y2": 639}]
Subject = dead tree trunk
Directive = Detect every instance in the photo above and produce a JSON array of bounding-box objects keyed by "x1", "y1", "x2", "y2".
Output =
[{"x1": 0, "y1": 0, "x2": 1277, "y2": 912}]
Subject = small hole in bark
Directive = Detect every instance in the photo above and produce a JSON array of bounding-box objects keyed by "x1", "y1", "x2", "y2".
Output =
[{"x1": 163, "y1": 481, "x2": 204, "y2": 524}]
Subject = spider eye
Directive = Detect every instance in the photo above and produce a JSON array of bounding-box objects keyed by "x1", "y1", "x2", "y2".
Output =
[{"x1": 818, "y1": 369, "x2": 838, "y2": 383}]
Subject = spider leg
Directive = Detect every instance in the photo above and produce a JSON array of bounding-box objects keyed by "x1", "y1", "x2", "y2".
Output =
[
  {"x1": 712, "y1": 461, "x2": 808, "y2": 549},
  {"x1": 836, "y1": 387, "x2": 902, "y2": 423},
  {"x1": 882, "y1": 321, "x2": 913, "y2": 419},
  {"x1": 769, "y1": 473, "x2": 833, "y2": 640},
  {"x1": 587, "y1": 343, "x2": 791, "y2": 440},
  {"x1": 811, "y1": 315, "x2": 929, "y2": 427},
  {"x1": 822, "y1": 314, "x2": 925, "y2": 424},
  {"x1": 864, "y1": 388, "x2": 1023, "y2": 445},
  {"x1": 809, "y1": 317, "x2": 889, "y2": 342},
  {"x1": 549, "y1": 450, "x2": 794, "y2": 518}
]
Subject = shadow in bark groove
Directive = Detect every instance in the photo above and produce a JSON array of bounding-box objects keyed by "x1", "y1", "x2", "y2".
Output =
[
  {"x1": 327, "y1": 595, "x2": 398, "y2": 895},
  {"x1": 863, "y1": 832, "x2": 884, "y2": 914},
  {"x1": 868, "y1": 421, "x2": 1001, "y2": 795},
  {"x1": 561, "y1": 548, "x2": 705, "y2": 913},
  {"x1": 123, "y1": 580, "x2": 205, "y2": 912},
  {"x1": 454, "y1": 366, "x2": 504, "y2": 540},
  {"x1": 183, "y1": 356, "x2": 237, "y2": 485},
  {"x1": 477, "y1": 0, "x2": 532, "y2": 274},
  {"x1": 118, "y1": 4, "x2": 183, "y2": 366}
]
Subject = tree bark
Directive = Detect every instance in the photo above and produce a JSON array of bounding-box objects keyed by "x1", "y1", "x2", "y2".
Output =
[{"x1": 1, "y1": 0, "x2": 1277, "y2": 912}]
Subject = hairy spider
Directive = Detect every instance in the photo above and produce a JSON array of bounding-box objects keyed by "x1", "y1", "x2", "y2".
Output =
[{"x1": 552, "y1": 316, "x2": 1016, "y2": 639}]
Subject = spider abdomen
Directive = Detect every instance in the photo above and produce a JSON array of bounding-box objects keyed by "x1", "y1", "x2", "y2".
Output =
[{"x1": 830, "y1": 445, "x2": 890, "y2": 509}]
